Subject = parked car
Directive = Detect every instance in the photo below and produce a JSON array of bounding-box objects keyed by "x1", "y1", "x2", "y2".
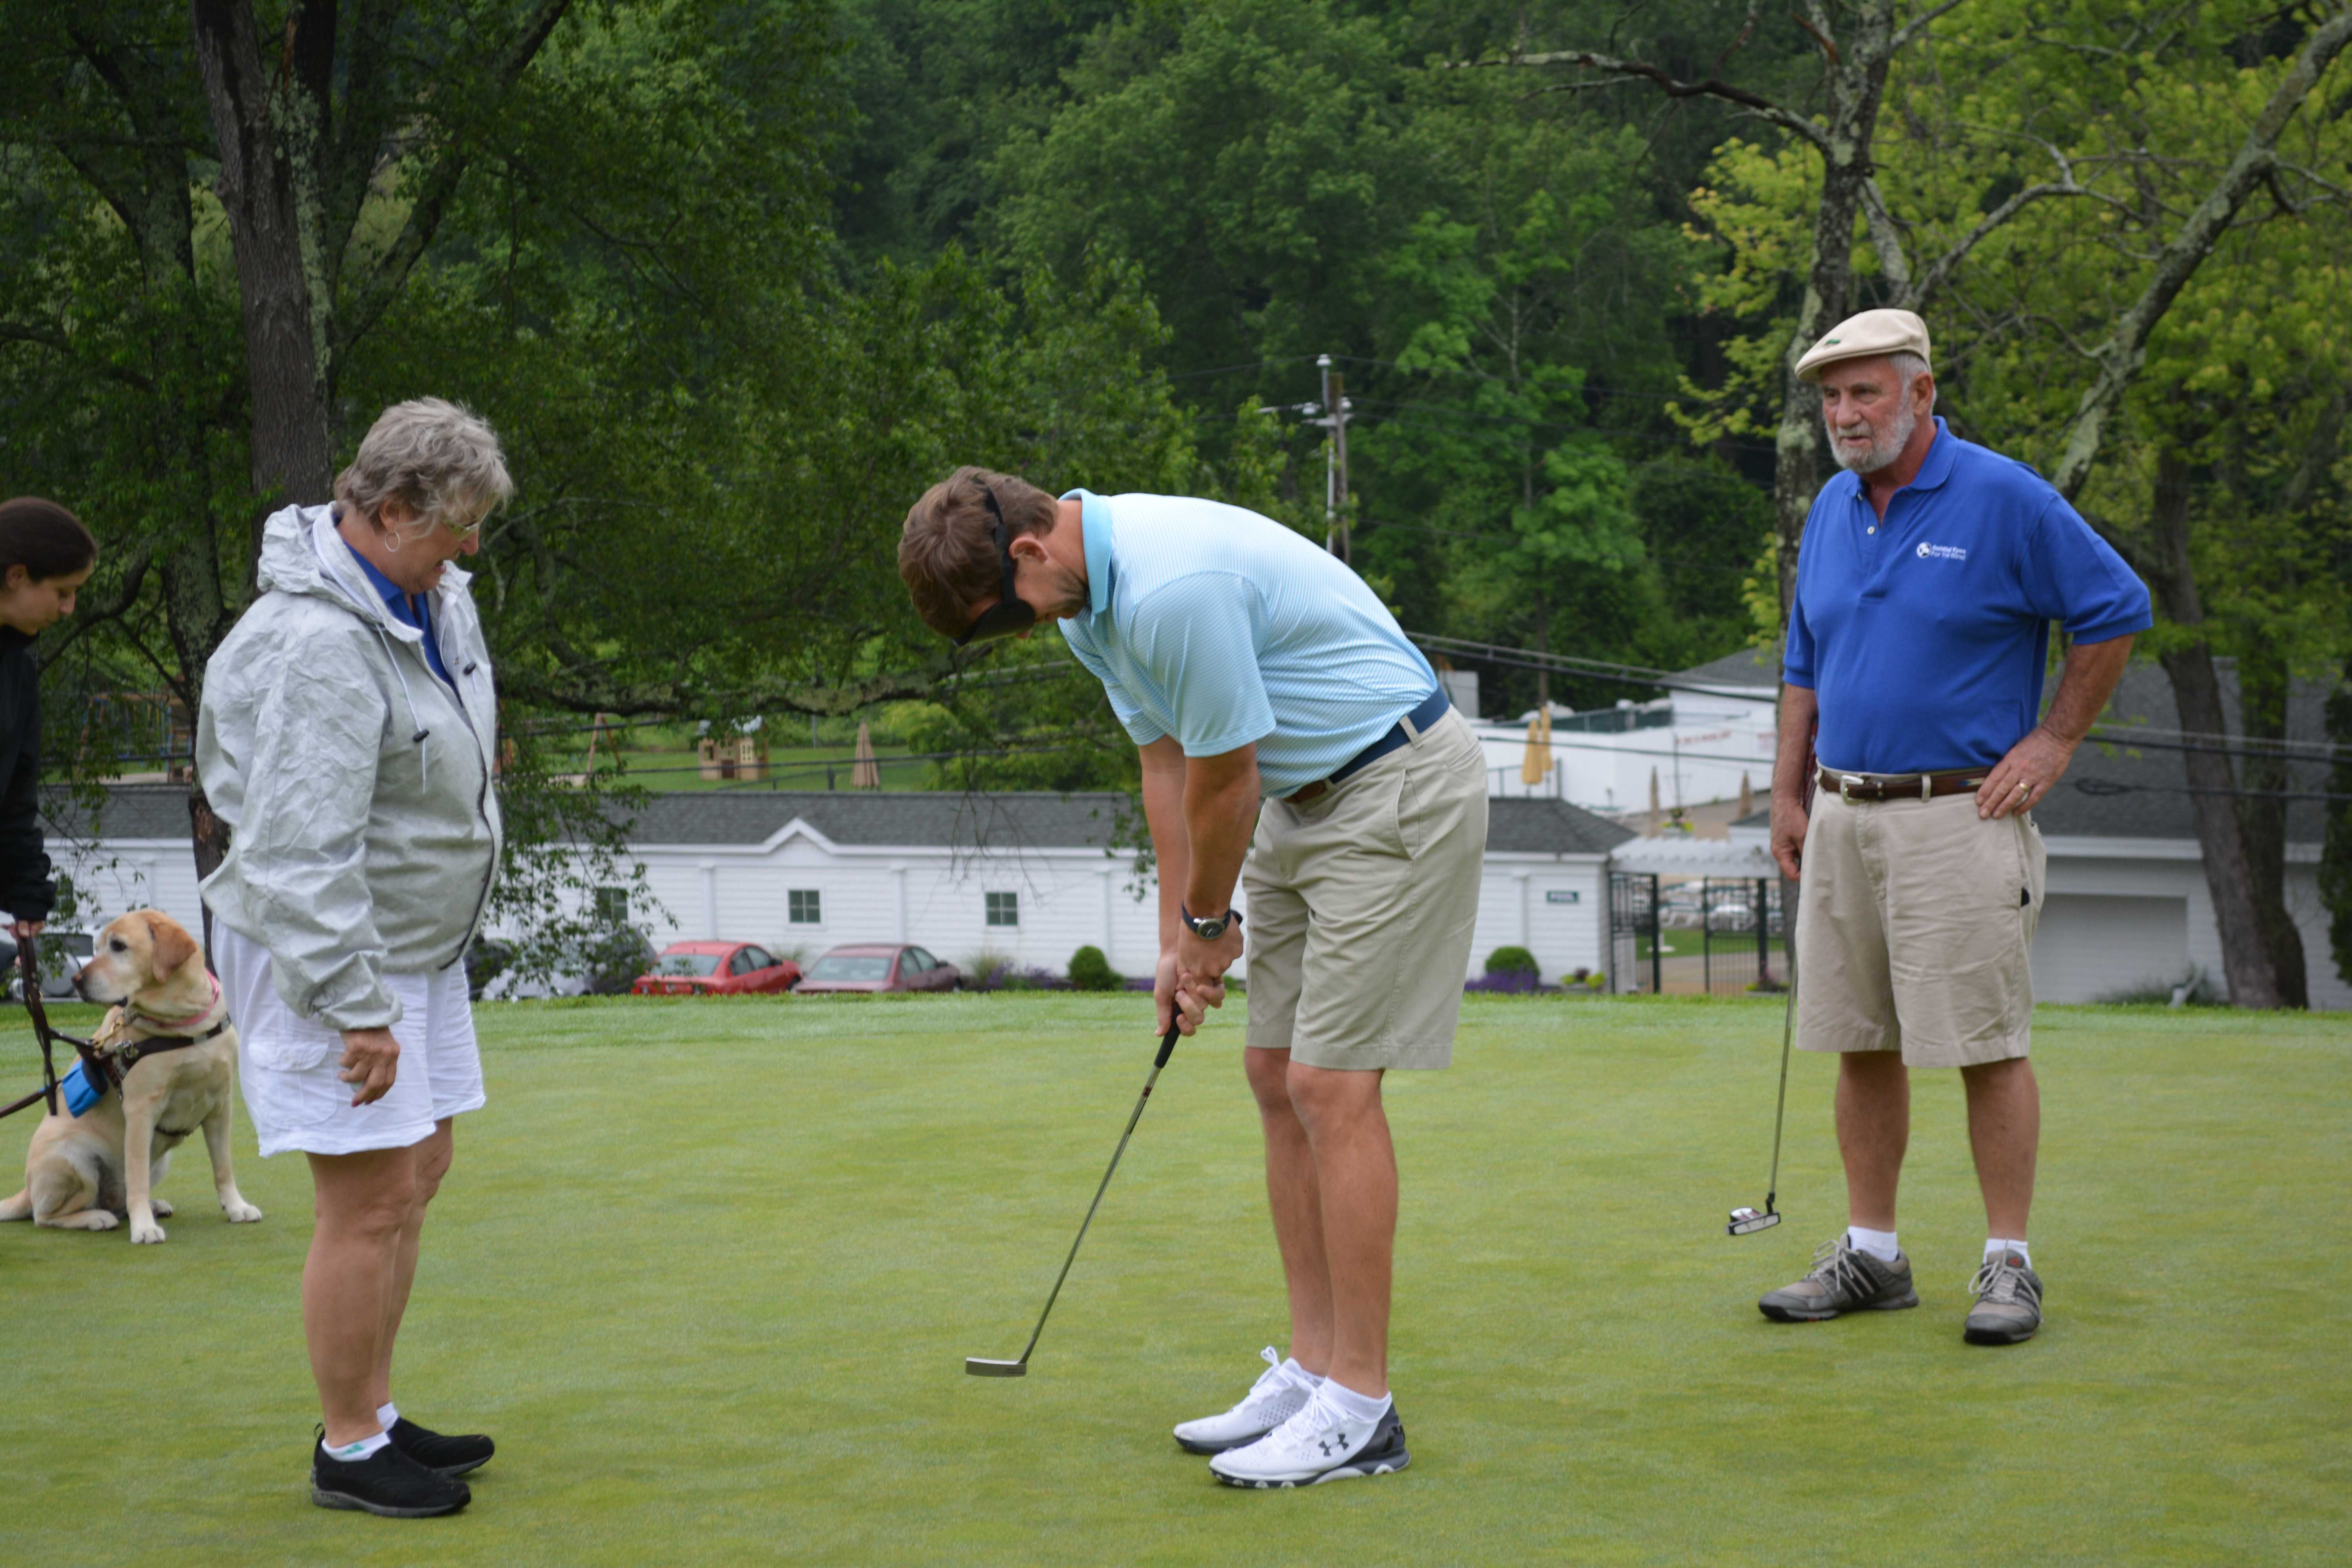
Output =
[
  {"x1": 480, "y1": 928, "x2": 656, "y2": 1000},
  {"x1": 6, "y1": 927, "x2": 98, "y2": 1000},
  {"x1": 793, "y1": 944, "x2": 959, "y2": 995},
  {"x1": 630, "y1": 941, "x2": 802, "y2": 996}
]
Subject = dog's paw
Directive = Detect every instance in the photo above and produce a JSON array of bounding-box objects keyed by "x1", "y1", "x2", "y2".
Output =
[
  {"x1": 129, "y1": 1218, "x2": 167, "y2": 1244},
  {"x1": 149, "y1": 1198, "x2": 175, "y2": 1218},
  {"x1": 225, "y1": 1202, "x2": 263, "y2": 1224}
]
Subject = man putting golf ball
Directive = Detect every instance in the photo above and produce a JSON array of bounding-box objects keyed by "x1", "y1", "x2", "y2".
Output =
[
  {"x1": 899, "y1": 470, "x2": 1486, "y2": 1486},
  {"x1": 1761, "y1": 310, "x2": 2150, "y2": 1343}
]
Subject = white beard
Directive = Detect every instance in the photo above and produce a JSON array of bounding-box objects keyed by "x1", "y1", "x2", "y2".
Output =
[{"x1": 1828, "y1": 396, "x2": 1918, "y2": 475}]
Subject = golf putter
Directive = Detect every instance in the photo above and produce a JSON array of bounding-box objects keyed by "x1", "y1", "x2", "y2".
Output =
[
  {"x1": 1727, "y1": 958, "x2": 1794, "y2": 1236},
  {"x1": 967, "y1": 1019, "x2": 1186, "y2": 1376},
  {"x1": 1730, "y1": 756, "x2": 1812, "y2": 1238}
]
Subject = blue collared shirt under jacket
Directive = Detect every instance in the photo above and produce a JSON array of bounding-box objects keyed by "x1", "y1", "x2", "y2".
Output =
[
  {"x1": 1056, "y1": 490, "x2": 1439, "y2": 799},
  {"x1": 348, "y1": 541, "x2": 457, "y2": 691},
  {"x1": 1783, "y1": 417, "x2": 2152, "y2": 776}
]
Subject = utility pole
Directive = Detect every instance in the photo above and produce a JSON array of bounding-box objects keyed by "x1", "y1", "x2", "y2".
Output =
[{"x1": 1314, "y1": 353, "x2": 1352, "y2": 561}]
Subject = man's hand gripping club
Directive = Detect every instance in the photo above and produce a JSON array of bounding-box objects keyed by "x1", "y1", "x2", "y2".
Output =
[{"x1": 1140, "y1": 735, "x2": 1259, "y2": 1038}]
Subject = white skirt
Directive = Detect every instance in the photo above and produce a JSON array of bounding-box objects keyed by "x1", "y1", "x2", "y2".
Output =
[{"x1": 212, "y1": 923, "x2": 486, "y2": 1158}]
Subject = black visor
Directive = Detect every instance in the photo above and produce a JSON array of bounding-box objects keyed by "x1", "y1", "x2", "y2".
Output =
[{"x1": 955, "y1": 488, "x2": 1038, "y2": 646}]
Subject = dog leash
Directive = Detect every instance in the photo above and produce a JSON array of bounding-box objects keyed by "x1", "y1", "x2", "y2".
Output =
[{"x1": 0, "y1": 944, "x2": 207, "y2": 1122}]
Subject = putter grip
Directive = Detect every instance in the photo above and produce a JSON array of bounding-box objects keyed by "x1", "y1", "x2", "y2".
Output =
[{"x1": 1154, "y1": 1021, "x2": 1181, "y2": 1068}]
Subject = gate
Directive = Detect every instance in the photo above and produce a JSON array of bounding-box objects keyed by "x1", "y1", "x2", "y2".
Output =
[
  {"x1": 1694, "y1": 878, "x2": 1787, "y2": 995},
  {"x1": 1608, "y1": 872, "x2": 1661, "y2": 995}
]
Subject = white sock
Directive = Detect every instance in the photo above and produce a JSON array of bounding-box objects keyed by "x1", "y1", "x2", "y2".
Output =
[
  {"x1": 1847, "y1": 1225, "x2": 1900, "y2": 1263},
  {"x1": 1985, "y1": 1238, "x2": 2032, "y2": 1268},
  {"x1": 1319, "y1": 1378, "x2": 1391, "y2": 1423},
  {"x1": 376, "y1": 1402, "x2": 400, "y2": 1429},
  {"x1": 321, "y1": 1430, "x2": 390, "y2": 1461},
  {"x1": 1281, "y1": 1358, "x2": 1322, "y2": 1392}
]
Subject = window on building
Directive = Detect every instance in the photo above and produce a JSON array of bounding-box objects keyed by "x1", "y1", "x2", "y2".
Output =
[
  {"x1": 985, "y1": 891, "x2": 1019, "y2": 927},
  {"x1": 789, "y1": 889, "x2": 822, "y2": 925},
  {"x1": 594, "y1": 885, "x2": 629, "y2": 924}
]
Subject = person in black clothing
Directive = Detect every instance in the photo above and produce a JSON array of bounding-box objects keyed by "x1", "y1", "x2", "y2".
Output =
[{"x1": 0, "y1": 498, "x2": 96, "y2": 947}]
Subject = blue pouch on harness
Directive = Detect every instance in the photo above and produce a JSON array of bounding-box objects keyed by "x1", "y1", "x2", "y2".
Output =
[{"x1": 62, "y1": 1059, "x2": 101, "y2": 1118}]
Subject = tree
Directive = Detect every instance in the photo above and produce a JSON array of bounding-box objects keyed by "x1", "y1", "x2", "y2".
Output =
[{"x1": 1534, "y1": 0, "x2": 2352, "y2": 1005}]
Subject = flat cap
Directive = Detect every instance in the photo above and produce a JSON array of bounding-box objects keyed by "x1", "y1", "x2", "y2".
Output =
[{"x1": 1795, "y1": 308, "x2": 1931, "y2": 383}]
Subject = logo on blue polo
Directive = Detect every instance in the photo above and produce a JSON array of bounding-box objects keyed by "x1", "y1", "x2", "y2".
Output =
[{"x1": 1916, "y1": 542, "x2": 1967, "y2": 561}]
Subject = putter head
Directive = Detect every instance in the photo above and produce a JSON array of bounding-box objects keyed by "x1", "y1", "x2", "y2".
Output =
[
  {"x1": 965, "y1": 1357, "x2": 1027, "y2": 1377},
  {"x1": 1727, "y1": 1205, "x2": 1782, "y2": 1236}
]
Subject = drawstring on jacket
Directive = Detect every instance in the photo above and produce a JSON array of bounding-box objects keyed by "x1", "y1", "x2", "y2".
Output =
[{"x1": 312, "y1": 517, "x2": 436, "y2": 784}]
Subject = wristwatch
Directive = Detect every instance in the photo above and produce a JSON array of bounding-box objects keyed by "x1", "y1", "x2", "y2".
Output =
[{"x1": 1180, "y1": 904, "x2": 1243, "y2": 941}]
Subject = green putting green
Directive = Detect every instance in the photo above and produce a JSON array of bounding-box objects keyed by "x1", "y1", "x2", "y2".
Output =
[{"x1": 1, "y1": 995, "x2": 2344, "y2": 1565}]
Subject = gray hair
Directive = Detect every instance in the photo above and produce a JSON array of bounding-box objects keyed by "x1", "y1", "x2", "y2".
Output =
[
  {"x1": 1890, "y1": 350, "x2": 1934, "y2": 408},
  {"x1": 334, "y1": 397, "x2": 514, "y2": 536}
]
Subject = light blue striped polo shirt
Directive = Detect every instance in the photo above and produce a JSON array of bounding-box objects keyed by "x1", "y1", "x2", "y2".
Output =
[{"x1": 1056, "y1": 490, "x2": 1438, "y2": 798}]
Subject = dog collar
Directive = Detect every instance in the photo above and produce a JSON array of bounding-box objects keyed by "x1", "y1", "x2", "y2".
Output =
[{"x1": 131, "y1": 972, "x2": 224, "y2": 1034}]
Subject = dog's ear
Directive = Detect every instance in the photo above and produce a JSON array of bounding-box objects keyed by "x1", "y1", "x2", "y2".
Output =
[{"x1": 145, "y1": 913, "x2": 199, "y2": 984}]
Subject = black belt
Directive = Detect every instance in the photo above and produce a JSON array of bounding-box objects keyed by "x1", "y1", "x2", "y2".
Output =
[{"x1": 1289, "y1": 688, "x2": 1451, "y2": 803}]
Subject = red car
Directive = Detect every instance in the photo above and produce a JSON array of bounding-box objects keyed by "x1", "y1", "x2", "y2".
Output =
[
  {"x1": 630, "y1": 941, "x2": 802, "y2": 996},
  {"x1": 793, "y1": 943, "x2": 960, "y2": 994}
]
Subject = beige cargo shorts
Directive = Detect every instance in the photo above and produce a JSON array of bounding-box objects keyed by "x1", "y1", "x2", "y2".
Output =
[
  {"x1": 1796, "y1": 789, "x2": 2046, "y2": 1069},
  {"x1": 1242, "y1": 709, "x2": 1489, "y2": 1071}
]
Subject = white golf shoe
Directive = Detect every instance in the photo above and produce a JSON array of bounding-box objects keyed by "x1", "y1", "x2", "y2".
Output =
[
  {"x1": 1207, "y1": 1387, "x2": 1410, "y2": 1488},
  {"x1": 1172, "y1": 1348, "x2": 1317, "y2": 1455}
]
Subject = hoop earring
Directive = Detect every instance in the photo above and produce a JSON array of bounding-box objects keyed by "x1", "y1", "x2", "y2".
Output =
[{"x1": 381, "y1": 528, "x2": 401, "y2": 554}]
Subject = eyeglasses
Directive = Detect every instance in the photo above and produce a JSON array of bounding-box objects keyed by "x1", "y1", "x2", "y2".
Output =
[{"x1": 955, "y1": 488, "x2": 1038, "y2": 646}]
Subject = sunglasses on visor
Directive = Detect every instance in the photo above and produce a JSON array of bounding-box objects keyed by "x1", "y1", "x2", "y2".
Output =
[{"x1": 955, "y1": 488, "x2": 1039, "y2": 646}]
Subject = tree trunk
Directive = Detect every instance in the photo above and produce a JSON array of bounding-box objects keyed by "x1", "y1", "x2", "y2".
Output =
[
  {"x1": 1771, "y1": 4, "x2": 1901, "y2": 621},
  {"x1": 189, "y1": 0, "x2": 336, "y2": 517},
  {"x1": 2232, "y1": 640, "x2": 2308, "y2": 1007},
  {"x1": 2146, "y1": 450, "x2": 2292, "y2": 1008}
]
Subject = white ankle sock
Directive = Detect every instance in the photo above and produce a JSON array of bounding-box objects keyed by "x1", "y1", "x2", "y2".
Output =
[
  {"x1": 1319, "y1": 1378, "x2": 1391, "y2": 1423},
  {"x1": 322, "y1": 1430, "x2": 390, "y2": 1461},
  {"x1": 1847, "y1": 1226, "x2": 1900, "y2": 1263},
  {"x1": 1282, "y1": 1358, "x2": 1322, "y2": 1391},
  {"x1": 376, "y1": 1402, "x2": 400, "y2": 1429},
  {"x1": 1985, "y1": 1238, "x2": 2032, "y2": 1268}
]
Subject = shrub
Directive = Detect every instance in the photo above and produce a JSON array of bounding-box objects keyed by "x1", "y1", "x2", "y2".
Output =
[
  {"x1": 1483, "y1": 945, "x2": 1539, "y2": 979},
  {"x1": 1067, "y1": 945, "x2": 1124, "y2": 992},
  {"x1": 1465, "y1": 969, "x2": 1543, "y2": 994}
]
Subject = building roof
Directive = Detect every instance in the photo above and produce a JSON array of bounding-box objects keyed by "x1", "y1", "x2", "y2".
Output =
[
  {"x1": 56, "y1": 784, "x2": 1634, "y2": 858},
  {"x1": 1673, "y1": 642, "x2": 1782, "y2": 692}
]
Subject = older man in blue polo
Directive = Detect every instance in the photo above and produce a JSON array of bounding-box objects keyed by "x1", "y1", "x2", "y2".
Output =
[
  {"x1": 899, "y1": 468, "x2": 1487, "y2": 1484},
  {"x1": 1760, "y1": 309, "x2": 2150, "y2": 1345}
]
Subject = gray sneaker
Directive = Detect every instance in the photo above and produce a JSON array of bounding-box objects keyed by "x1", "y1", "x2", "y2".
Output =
[
  {"x1": 1964, "y1": 1251, "x2": 2043, "y2": 1345},
  {"x1": 1758, "y1": 1236, "x2": 1920, "y2": 1321}
]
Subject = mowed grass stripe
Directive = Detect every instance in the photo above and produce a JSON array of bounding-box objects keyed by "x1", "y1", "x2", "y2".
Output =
[{"x1": 0, "y1": 995, "x2": 2343, "y2": 1566}]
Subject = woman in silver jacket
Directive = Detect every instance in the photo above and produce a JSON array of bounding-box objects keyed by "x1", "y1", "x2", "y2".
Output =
[{"x1": 198, "y1": 398, "x2": 509, "y2": 1519}]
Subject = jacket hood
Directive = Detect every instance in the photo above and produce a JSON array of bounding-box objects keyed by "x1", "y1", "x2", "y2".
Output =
[{"x1": 254, "y1": 503, "x2": 476, "y2": 640}]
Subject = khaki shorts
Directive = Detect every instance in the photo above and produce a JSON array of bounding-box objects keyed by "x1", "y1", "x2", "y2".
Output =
[
  {"x1": 1795, "y1": 790, "x2": 2046, "y2": 1069},
  {"x1": 1243, "y1": 709, "x2": 1488, "y2": 1071}
]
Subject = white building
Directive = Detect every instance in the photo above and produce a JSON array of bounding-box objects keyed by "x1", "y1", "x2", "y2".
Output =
[
  {"x1": 1466, "y1": 646, "x2": 1779, "y2": 811},
  {"x1": 46, "y1": 787, "x2": 1630, "y2": 989}
]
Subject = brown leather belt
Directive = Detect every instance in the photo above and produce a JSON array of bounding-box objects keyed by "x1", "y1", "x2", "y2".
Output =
[{"x1": 1816, "y1": 765, "x2": 1987, "y2": 803}]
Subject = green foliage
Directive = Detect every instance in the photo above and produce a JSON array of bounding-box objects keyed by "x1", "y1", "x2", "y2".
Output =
[
  {"x1": 1484, "y1": 944, "x2": 1539, "y2": 977},
  {"x1": 1066, "y1": 944, "x2": 1123, "y2": 991}
]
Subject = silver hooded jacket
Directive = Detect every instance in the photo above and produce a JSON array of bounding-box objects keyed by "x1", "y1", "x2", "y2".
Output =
[{"x1": 197, "y1": 504, "x2": 502, "y2": 1030}]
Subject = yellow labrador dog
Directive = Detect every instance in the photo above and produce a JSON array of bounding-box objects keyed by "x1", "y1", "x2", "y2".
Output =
[{"x1": 0, "y1": 909, "x2": 261, "y2": 1243}]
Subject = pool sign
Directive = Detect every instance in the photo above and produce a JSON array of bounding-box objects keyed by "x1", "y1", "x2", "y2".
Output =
[{"x1": 1545, "y1": 890, "x2": 1581, "y2": 904}]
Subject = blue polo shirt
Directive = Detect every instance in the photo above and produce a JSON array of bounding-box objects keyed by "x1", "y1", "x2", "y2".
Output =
[
  {"x1": 1056, "y1": 491, "x2": 1438, "y2": 798},
  {"x1": 1784, "y1": 418, "x2": 2150, "y2": 774},
  {"x1": 348, "y1": 547, "x2": 456, "y2": 691}
]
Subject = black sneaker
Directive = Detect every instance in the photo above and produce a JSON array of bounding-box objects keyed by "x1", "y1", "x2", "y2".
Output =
[
  {"x1": 1758, "y1": 1235, "x2": 1920, "y2": 1321},
  {"x1": 310, "y1": 1432, "x2": 473, "y2": 1517},
  {"x1": 389, "y1": 1416, "x2": 496, "y2": 1476}
]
